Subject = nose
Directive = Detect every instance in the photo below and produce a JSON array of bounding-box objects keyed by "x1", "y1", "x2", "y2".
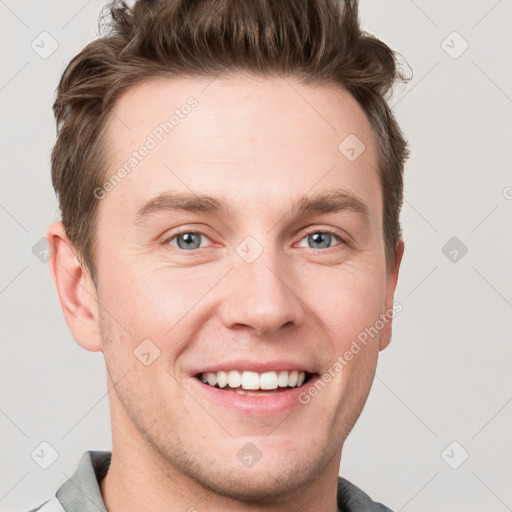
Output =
[{"x1": 219, "y1": 246, "x2": 304, "y2": 337}]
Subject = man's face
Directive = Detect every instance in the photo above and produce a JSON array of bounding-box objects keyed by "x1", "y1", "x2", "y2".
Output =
[{"x1": 89, "y1": 75, "x2": 400, "y2": 498}]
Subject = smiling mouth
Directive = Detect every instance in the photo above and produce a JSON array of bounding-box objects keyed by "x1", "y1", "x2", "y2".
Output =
[{"x1": 195, "y1": 370, "x2": 314, "y2": 395}]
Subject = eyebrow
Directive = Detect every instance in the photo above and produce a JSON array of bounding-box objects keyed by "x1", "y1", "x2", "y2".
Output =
[{"x1": 132, "y1": 188, "x2": 369, "y2": 226}]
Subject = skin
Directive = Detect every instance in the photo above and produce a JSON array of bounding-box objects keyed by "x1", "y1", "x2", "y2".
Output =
[{"x1": 48, "y1": 74, "x2": 403, "y2": 512}]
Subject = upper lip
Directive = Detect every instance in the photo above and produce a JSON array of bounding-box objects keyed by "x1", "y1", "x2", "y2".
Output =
[{"x1": 190, "y1": 359, "x2": 316, "y2": 376}]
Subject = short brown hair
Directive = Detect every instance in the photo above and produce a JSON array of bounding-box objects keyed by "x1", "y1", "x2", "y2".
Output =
[{"x1": 52, "y1": 0, "x2": 409, "y2": 287}]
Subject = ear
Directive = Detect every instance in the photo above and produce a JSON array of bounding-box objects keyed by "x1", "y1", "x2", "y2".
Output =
[
  {"x1": 379, "y1": 239, "x2": 404, "y2": 351},
  {"x1": 47, "y1": 221, "x2": 103, "y2": 352}
]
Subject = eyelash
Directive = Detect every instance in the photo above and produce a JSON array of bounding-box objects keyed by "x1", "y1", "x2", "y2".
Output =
[{"x1": 163, "y1": 228, "x2": 347, "y2": 252}]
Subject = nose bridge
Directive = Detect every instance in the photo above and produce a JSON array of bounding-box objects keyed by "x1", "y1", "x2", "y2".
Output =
[{"x1": 220, "y1": 237, "x2": 303, "y2": 336}]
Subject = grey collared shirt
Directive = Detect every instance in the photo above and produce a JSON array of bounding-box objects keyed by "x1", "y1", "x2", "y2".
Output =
[{"x1": 27, "y1": 450, "x2": 394, "y2": 512}]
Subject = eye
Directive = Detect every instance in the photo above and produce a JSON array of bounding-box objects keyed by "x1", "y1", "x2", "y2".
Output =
[
  {"x1": 163, "y1": 229, "x2": 345, "y2": 252},
  {"x1": 165, "y1": 231, "x2": 211, "y2": 251},
  {"x1": 296, "y1": 230, "x2": 344, "y2": 250}
]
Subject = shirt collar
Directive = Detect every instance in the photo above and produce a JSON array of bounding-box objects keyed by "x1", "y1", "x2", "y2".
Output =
[
  {"x1": 53, "y1": 450, "x2": 392, "y2": 512},
  {"x1": 55, "y1": 451, "x2": 110, "y2": 512}
]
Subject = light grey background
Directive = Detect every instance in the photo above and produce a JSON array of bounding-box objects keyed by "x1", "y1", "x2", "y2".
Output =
[{"x1": 1, "y1": 1, "x2": 511, "y2": 511}]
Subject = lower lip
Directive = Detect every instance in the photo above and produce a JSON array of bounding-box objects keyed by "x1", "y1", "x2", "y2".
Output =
[{"x1": 191, "y1": 376, "x2": 318, "y2": 415}]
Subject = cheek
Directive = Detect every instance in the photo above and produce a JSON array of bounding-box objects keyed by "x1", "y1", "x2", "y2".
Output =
[
  {"x1": 100, "y1": 261, "x2": 223, "y2": 352},
  {"x1": 301, "y1": 263, "x2": 387, "y2": 346}
]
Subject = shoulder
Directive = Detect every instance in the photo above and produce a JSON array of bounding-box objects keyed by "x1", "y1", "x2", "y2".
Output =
[{"x1": 337, "y1": 476, "x2": 394, "y2": 512}]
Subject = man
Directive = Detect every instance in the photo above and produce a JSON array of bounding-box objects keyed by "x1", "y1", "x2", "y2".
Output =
[{"x1": 32, "y1": 0, "x2": 408, "y2": 510}]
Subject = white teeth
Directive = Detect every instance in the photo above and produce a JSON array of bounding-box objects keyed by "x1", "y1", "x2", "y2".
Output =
[
  {"x1": 235, "y1": 388, "x2": 281, "y2": 396},
  {"x1": 227, "y1": 370, "x2": 241, "y2": 388},
  {"x1": 277, "y1": 371, "x2": 289, "y2": 387},
  {"x1": 260, "y1": 371, "x2": 278, "y2": 390},
  {"x1": 241, "y1": 371, "x2": 260, "y2": 390},
  {"x1": 200, "y1": 370, "x2": 307, "y2": 390},
  {"x1": 207, "y1": 373, "x2": 217, "y2": 386},
  {"x1": 217, "y1": 371, "x2": 228, "y2": 389}
]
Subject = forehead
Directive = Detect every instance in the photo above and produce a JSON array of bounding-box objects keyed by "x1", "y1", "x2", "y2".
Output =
[{"x1": 100, "y1": 75, "x2": 381, "y2": 221}]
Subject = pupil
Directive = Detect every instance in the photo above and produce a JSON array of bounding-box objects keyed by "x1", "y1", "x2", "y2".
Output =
[
  {"x1": 177, "y1": 233, "x2": 201, "y2": 250},
  {"x1": 309, "y1": 232, "x2": 331, "y2": 249}
]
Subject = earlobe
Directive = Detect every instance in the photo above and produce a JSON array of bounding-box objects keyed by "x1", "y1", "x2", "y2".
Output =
[
  {"x1": 379, "y1": 239, "x2": 405, "y2": 351},
  {"x1": 47, "y1": 221, "x2": 103, "y2": 352}
]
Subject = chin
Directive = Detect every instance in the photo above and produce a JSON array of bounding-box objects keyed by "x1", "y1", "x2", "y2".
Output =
[
  {"x1": 167, "y1": 432, "x2": 333, "y2": 503},
  {"x1": 192, "y1": 457, "x2": 320, "y2": 502}
]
